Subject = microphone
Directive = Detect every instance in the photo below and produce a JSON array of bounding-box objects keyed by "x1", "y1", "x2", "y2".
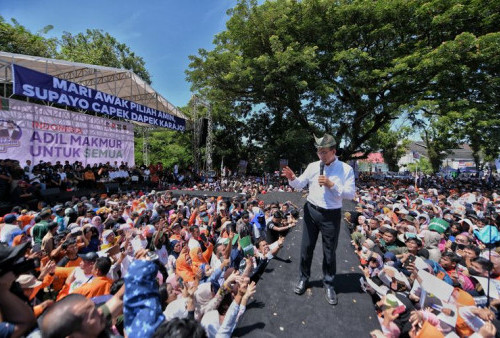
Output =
[{"x1": 319, "y1": 161, "x2": 325, "y2": 186}]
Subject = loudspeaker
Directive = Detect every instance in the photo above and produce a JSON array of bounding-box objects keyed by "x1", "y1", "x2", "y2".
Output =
[{"x1": 200, "y1": 118, "x2": 208, "y2": 147}]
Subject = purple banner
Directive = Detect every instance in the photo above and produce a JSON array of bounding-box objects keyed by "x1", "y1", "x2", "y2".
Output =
[{"x1": 0, "y1": 99, "x2": 135, "y2": 166}]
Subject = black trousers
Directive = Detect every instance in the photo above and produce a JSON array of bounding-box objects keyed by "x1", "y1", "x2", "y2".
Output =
[{"x1": 300, "y1": 202, "x2": 341, "y2": 286}]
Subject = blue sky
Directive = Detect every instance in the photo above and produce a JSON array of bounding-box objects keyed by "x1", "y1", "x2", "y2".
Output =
[{"x1": 1, "y1": 0, "x2": 238, "y2": 108}]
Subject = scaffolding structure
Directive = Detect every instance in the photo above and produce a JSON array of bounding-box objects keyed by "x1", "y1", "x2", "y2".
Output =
[
  {"x1": 191, "y1": 95, "x2": 213, "y2": 173},
  {"x1": 0, "y1": 51, "x2": 188, "y2": 167},
  {"x1": 0, "y1": 51, "x2": 187, "y2": 121}
]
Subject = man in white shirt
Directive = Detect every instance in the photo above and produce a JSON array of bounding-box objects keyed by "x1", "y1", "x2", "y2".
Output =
[
  {"x1": 187, "y1": 225, "x2": 201, "y2": 250},
  {"x1": 66, "y1": 252, "x2": 98, "y2": 293},
  {"x1": 0, "y1": 214, "x2": 21, "y2": 244},
  {"x1": 282, "y1": 133, "x2": 355, "y2": 305}
]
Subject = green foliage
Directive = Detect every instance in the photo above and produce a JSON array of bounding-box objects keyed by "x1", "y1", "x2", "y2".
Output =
[
  {"x1": 421, "y1": 117, "x2": 458, "y2": 173},
  {"x1": 0, "y1": 16, "x2": 57, "y2": 57},
  {"x1": 58, "y1": 29, "x2": 151, "y2": 83},
  {"x1": 407, "y1": 157, "x2": 433, "y2": 175},
  {"x1": 393, "y1": 1, "x2": 500, "y2": 162},
  {"x1": 187, "y1": 0, "x2": 500, "y2": 170},
  {"x1": 134, "y1": 128, "x2": 192, "y2": 168},
  {"x1": 371, "y1": 126, "x2": 412, "y2": 172},
  {"x1": 0, "y1": 18, "x2": 152, "y2": 84}
]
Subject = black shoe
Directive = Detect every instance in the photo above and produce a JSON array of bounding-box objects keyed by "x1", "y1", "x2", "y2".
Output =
[
  {"x1": 294, "y1": 278, "x2": 308, "y2": 295},
  {"x1": 325, "y1": 286, "x2": 338, "y2": 305}
]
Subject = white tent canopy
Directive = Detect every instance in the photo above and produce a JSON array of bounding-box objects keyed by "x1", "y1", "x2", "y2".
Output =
[{"x1": 0, "y1": 51, "x2": 187, "y2": 122}]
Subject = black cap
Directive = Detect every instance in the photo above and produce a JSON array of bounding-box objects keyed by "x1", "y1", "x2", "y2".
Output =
[
  {"x1": 78, "y1": 252, "x2": 98, "y2": 262},
  {"x1": 273, "y1": 211, "x2": 283, "y2": 219},
  {"x1": 0, "y1": 242, "x2": 30, "y2": 275}
]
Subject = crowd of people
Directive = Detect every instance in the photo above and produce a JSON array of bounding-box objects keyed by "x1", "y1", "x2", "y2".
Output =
[
  {"x1": 347, "y1": 175, "x2": 500, "y2": 337},
  {"x1": 0, "y1": 158, "x2": 293, "y2": 210},
  {"x1": 0, "y1": 188, "x2": 299, "y2": 337},
  {"x1": 2, "y1": 153, "x2": 500, "y2": 337}
]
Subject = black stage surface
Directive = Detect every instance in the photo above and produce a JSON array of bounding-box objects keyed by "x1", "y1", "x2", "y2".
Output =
[{"x1": 173, "y1": 190, "x2": 380, "y2": 337}]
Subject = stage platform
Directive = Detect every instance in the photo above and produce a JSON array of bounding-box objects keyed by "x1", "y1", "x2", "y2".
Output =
[{"x1": 173, "y1": 190, "x2": 381, "y2": 337}]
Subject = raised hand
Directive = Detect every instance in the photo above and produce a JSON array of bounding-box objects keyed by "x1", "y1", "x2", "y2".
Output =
[{"x1": 281, "y1": 166, "x2": 296, "y2": 180}]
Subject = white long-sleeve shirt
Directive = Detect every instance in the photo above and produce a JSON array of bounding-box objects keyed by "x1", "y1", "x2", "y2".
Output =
[{"x1": 288, "y1": 157, "x2": 355, "y2": 209}]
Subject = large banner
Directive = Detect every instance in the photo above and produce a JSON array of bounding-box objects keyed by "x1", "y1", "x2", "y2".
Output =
[
  {"x1": 12, "y1": 64, "x2": 185, "y2": 131},
  {"x1": 0, "y1": 99, "x2": 135, "y2": 166}
]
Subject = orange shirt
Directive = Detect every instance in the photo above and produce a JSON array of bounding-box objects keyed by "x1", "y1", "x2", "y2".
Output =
[
  {"x1": 65, "y1": 257, "x2": 82, "y2": 268},
  {"x1": 454, "y1": 288, "x2": 476, "y2": 337},
  {"x1": 72, "y1": 275, "x2": 113, "y2": 299},
  {"x1": 188, "y1": 212, "x2": 197, "y2": 226},
  {"x1": 52, "y1": 266, "x2": 77, "y2": 293}
]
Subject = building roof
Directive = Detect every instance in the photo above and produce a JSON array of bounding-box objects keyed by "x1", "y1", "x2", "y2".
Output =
[
  {"x1": 408, "y1": 142, "x2": 475, "y2": 160},
  {"x1": 0, "y1": 51, "x2": 187, "y2": 121}
]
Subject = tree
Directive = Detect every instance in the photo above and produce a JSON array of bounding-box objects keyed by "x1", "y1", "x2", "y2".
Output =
[
  {"x1": 421, "y1": 119, "x2": 458, "y2": 173},
  {"x1": 134, "y1": 128, "x2": 192, "y2": 168},
  {"x1": 393, "y1": 2, "x2": 500, "y2": 164},
  {"x1": 369, "y1": 126, "x2": 411, "y2": 172},
  {"x1": 187, "y1": 0, "x2": 500, "y2": 169},
  {"x1": 1, "y1": 17, "x2": 183, "y2": 167},
  {"x1": 407, "y1": 157, "x2": 433, "y2": 175},
  {"x1": 0, "y1": 19, "x2": 152, "y2": 84},
  {"x1": 58, "y1": 29, "x2": 151, "y2": 83},
  {"x1": 0, "y1": 16, "x2": 57, "y2": 58}
]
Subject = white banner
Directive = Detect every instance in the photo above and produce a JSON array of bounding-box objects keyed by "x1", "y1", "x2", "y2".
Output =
[{"x1": 0, "y1": 99, "x2": 134, "y2": 166}]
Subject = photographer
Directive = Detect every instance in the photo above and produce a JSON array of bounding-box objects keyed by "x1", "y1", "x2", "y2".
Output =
[{"x1": 266, "y1": 211, "x2": 295, "y2": 244}]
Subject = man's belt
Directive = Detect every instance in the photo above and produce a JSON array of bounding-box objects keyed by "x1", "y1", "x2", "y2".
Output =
[{"x1": 307, "y1": 202, "x2": 340, "y2": 213}]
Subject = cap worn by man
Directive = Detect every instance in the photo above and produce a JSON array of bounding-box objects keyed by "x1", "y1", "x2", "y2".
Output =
[
  {"x1": 78, "y1": 251, "x2": 98, "y2": 262},
  {"x1": 314, "y1": 134, "x2": 336, "y2": 148},
  {"x1": 4, "y1": 214, "x2": 17, "y2": 224},
  {"x1": 16, "y1": 274, "x2": 42, "y2": 289}
]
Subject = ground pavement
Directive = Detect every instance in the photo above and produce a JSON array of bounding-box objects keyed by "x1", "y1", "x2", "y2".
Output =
[{"x1": 173, "y1": 190, "x2": 380, "y2": 337}]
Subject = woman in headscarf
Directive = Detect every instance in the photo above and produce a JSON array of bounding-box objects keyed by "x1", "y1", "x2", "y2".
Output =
[
  {"x1": 78, "y1": 224, "x2": 100, "y2": 254},
  {"x1": 166, "y1": 240, "x2": 182, "y2": 276},
  {"x1": 366, "y1": 252, "x2": 383, "y2": 278},
  {"x1": 176, "y1": 249, "x2": 196, "y2": 282},
  {"x1": 422, "y1": 229, "x2": 442, "y2": 262},
  {"x1": 194, "y1": 281, "x2": 225, "y2": 321},
  {"x1": 101, "y1": 229, "x2": 117, "y2": 250},
  {"x1": 190, "y1": 245, "x2": 214, "y2": 280},
  {"x1": 91, "y1": 216, "x2": 104, "y2": 236},
  {"x1": 165, "y1": 274, "x2": 182, "y2": 298}
]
